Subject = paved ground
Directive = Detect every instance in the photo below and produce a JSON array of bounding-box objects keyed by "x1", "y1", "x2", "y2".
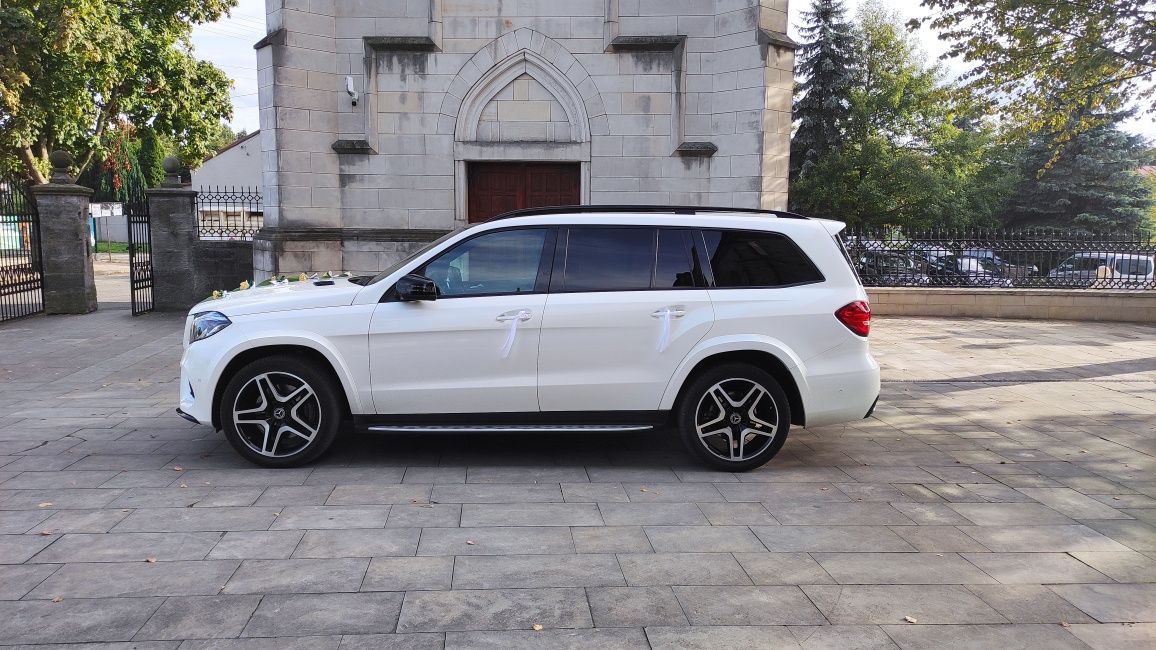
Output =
[{"x1": 0, "y1": 308, "x2": 1154, "y2": 649}]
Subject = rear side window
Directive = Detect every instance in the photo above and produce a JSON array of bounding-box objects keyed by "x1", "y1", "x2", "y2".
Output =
[
  {"x1": 1115, "y1": 258, "x2": 1153, "y2": 275},
  {"x1": 562, "y1": 227, "x2": 656, "y2": 291},
  {"x1": 702, "y1": 229, "x2": 824, "y2": 288}
]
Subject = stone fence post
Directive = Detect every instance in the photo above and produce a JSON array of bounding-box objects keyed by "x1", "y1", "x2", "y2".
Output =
[
  {"x1": 146, "y1": 157, "x2": 200, "y2": 311},
  {"x1": 28, "y1": 151, "x2": 97, "y2": 314}
]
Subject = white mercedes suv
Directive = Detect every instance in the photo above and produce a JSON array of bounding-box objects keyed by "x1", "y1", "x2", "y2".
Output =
[{"x1": 178, "y1": 206, "x2": 880, "y2": 471}]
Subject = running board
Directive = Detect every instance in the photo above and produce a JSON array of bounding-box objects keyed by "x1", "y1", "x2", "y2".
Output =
[{"x1": 367, "y1": 424, "x2": 654, "y2": 433}]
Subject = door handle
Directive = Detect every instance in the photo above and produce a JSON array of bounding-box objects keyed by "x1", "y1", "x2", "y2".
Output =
[
  {"x1": 651, "y1": 306, "x2": 687, "y2": 319},
  {"x1": 496, "y1": 309, "x2": 532, "y2": 323}
]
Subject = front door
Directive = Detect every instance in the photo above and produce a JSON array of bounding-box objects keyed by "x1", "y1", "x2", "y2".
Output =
[
  {"x1": 467, "y1": 162, "x2": 580, "y2": 223},
  {"x1": 369, "y1": 227, "x2": 554, "y2": 414}
]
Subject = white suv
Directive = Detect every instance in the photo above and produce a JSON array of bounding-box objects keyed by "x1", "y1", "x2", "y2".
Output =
[{"x1": 179, "y1": 206, "x2": 880, "y2": 471}]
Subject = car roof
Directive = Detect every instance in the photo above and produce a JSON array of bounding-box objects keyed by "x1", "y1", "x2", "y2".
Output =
[{"x1": 480, "y1": 205, "x2": 846, "y2": 235}]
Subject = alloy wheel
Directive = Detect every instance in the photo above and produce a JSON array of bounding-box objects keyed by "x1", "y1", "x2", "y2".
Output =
[
  {"x1": 232, "y1": 371, "x2": 322, "y2": 458},
  {"x1": 694, "y1": 377, "x2": 779, "y2": 462}
]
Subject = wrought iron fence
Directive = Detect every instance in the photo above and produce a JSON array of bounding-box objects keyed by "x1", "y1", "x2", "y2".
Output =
[
  {"x1": 0, "y1": 178, "x2": 43, "y2": 322},
  {"x1": 842, "y1": 228, "x2": 1156, "y2": 290},
  {"x1": 196, "y1": 186, "x2": 263, "y2": 240}
]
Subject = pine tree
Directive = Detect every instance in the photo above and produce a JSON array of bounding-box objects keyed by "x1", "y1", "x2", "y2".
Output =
[
  {"x1": 1001, "y1": 113, "x2": 1154, "y2": 231},
  {"x1": 790, "y1": 0, "x2": 857, "y2": 183}
]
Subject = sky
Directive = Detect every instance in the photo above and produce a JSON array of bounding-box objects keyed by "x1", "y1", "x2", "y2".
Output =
[{"x1": 190, "y1": 0, "x2": 1154, "y2": 140}]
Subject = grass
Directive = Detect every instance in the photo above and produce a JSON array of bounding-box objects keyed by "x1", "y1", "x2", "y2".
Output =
[{"x1": 94, "y1": 241, "x2": 130, "y2": 254}]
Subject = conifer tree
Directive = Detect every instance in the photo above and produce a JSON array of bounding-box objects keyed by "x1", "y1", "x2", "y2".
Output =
[{"x1": 790, "y1": 0, "x2": 857, "y2": 182}]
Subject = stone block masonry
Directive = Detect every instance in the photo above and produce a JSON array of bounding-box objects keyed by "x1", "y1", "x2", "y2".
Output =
[{"x1": 254, "y1": 0, "x2": 795, "y2": 278}]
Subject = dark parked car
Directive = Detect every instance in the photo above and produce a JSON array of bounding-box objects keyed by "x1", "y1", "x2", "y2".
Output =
[{"x1": 858, "y1": 251, "x2": 930, "y2": 286}]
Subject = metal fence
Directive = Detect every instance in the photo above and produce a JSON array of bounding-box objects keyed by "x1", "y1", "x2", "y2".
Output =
[
  {"x1": 196, "y1": 186, "x2": 263, "y2": 240},
  {"x1": 0, "y1": 179, "x2": 43, "y2": 322},
  {"x1": 842, "y1": 229, "x2": 1156, "y2": 290}
]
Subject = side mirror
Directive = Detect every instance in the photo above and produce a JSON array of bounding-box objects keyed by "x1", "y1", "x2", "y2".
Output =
[{"x1": 395, "y1": 273, "x2": 438, "y2": 301}]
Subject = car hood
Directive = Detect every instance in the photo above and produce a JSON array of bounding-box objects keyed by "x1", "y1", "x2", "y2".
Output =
[{"x1": 189, "y1": 278, "x2": 364, "y2": 317}]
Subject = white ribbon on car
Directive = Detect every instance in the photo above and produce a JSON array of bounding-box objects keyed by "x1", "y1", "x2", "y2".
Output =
[
  {"x1": 656, "y1": 308, "x2": 672, "y2": 353},
  {"x1": 499, "y1": 309, "x2": 531, "y2": 359}
]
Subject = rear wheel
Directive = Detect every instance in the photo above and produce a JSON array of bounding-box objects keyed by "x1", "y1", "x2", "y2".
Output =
[
  {"x1": 677, "y1": 363, "x2": 791, "y2": 471},
  {"x1": 219, "y1": 355, "x2": 342, "y2": 467}
]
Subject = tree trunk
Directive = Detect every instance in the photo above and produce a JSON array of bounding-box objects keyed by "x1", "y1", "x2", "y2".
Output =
[{"x1": 16, "y1": 145, "x2": 48, "y2": 185}]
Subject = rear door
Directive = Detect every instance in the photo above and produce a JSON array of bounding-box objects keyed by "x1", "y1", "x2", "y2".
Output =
[{"x1": 536, "y1": 227, "x2": 715, "y2": 412}]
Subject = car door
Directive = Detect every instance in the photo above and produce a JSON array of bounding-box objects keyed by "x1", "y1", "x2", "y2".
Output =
[
  {"x1": 536, "y1": 227, "x2": 715, "y2": 412},
  {"x1": 368, "y1": 227, "x2": 554, "y2": 414}
]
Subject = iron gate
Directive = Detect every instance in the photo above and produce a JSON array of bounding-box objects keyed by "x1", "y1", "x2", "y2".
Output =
[
  {"x1": 0, "y1": 178, "x2": 43, "y2": 322},
  {"x1": 124, "y1": 189, "x2": 153, "y2": 315},
  {"x1": 91, "y1": 184, "x2": 153, "y2": 315}
]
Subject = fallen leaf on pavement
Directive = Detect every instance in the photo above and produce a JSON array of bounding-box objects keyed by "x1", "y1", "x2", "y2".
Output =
[{"x1": 39, "y1": 529, "x2": 52, "y2": 536}]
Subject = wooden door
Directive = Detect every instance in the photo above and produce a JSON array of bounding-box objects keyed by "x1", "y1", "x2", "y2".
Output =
[{"x1": 467, "y1": 162, "x2": 580, "y2": 223}]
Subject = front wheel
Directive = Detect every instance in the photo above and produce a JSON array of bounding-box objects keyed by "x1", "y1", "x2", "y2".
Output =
[
  {"x1": 219, "y1": 355, "x2": 342, "y2": 467},
  {"x1": 677, "y1": 363, "x2": 791, "y2": 471}
]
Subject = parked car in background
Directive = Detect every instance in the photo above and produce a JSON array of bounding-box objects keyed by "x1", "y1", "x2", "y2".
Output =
[
  {"x1": 925, "y1": 255, "x2": 1015, "y2": 288},
  {"x1": 178, "y1": 206, "x2": 881, "y2": 472},
  {"x1": 962, "y1": 248, "x2": 1038, "y2": 282},
  {"x1": 1048, "y1": 252, "x2": 1156, "y2": 288},
  {"x1": 857, "y1": 251, "x2": 931, "y2": 286}
]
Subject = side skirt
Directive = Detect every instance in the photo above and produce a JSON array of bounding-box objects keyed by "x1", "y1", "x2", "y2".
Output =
[{"x1": 354, "y1": 410, "x2": 671, "y2": 434}]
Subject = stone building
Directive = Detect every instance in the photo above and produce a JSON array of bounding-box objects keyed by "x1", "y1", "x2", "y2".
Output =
[{"x1": 254, "y1": 0, "x2": 795, "y2": 277}]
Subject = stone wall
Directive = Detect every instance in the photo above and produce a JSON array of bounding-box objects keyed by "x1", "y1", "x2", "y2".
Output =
[
  {"x1": 192, "y1": 240, "x2": 255, "y2": 300},
  {"x1": 256, "y1": 0, "x2": 794, "y2": 278},
  {"x1": 868, "y1": 288, "x2": 1156, "y2": 323}
]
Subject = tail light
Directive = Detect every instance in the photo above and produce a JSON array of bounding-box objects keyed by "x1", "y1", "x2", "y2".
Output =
[{"x1": 835, "y1": 301, "x2": 871, "y2": 337}]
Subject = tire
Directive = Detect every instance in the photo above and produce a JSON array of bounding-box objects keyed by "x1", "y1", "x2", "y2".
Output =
[
  {"x1": 218, "y1": 354, "x2": 342, "y2": 467},
  {"x1": 676, "y1": 362, "x2": 791, "y2": 471}
]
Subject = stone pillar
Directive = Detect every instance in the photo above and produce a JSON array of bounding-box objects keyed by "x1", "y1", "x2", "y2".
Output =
[
  {"x1": 146, "y1": 157, "x2": 200, "y2": 311},
  {"x1": 29, "y1": 151, "x2": 97, "y2": 314}
]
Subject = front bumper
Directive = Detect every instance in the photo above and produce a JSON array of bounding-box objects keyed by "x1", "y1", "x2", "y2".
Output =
[{"x1": 178, "y1": 342, "x2": 217, "y2": 426}]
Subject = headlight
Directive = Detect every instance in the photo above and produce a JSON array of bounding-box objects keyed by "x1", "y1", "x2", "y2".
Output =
[{"x1": 188, "y1": 311, "x2": 231, "y2": 343}]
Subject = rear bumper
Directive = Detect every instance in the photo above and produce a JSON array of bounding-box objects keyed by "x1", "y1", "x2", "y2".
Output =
[{"x1": 800, "y1": 346, "x2": 881, "y2": 429}]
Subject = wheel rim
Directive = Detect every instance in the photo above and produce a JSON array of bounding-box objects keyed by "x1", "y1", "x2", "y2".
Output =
[
  {"x1": 694, "y1": 377, "x2": 779, "y2": 462},
  {"x1": 232, "y1": 371, "x2": 322, "y2": 458}
]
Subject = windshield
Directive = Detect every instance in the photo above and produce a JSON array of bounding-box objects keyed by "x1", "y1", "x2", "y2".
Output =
[{"x1": 365, "y1": 226, "x2": 471, "y2": 285}]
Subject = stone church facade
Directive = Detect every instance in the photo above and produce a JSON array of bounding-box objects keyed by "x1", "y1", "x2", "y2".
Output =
[{"x1": 254, "y1": 0, "x2": 795, "y2": 277}]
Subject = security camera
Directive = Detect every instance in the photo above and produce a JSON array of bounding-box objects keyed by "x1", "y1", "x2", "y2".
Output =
[{"x1": 345, "y1": 76, "x2": 359, "y2": 107}]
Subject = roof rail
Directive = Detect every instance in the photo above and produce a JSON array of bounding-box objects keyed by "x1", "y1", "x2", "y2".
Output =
[{"x1": 486, "y1": 204, "x2": 811, "y2": 222}]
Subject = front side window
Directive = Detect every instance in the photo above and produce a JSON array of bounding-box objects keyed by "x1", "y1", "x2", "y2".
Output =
[
  {"x1": 562, "y1": 227, "x2": 656, "y2": 292},
  {"x1": 420, "y1": 228, "x2": 548, "y2": 297},
  {"x1": 702, "y1": 229, "x2": 823, "y2": 288}
]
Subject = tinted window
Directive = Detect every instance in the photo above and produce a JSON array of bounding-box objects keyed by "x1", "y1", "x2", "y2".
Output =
[
  {"x1": 563, "y1": 228, "x2": 656, "y2": 291},
  {"x1": 702, "y1": 229, "x2": 823, "y2": 287},
  {"x1": 1115, "y1": 258, "x2": 1153, "y2": 275},
  {"x1": 654, "y1": 229, "x2": 706, "y2": 289},
  {"x1": 421, "y1": 228, "x2": 547, "y2": 297}
]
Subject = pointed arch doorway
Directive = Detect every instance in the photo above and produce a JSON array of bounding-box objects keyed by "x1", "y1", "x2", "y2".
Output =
[{"x1": 466, "y1": 162, "x2": 580, "y2": 222}]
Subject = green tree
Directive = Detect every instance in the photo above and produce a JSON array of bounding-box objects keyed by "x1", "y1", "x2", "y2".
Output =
[
  {"x1": 915, "y1": 0, "x2": 1156, "y2": 156},
  {"x1": 135, "y1": 126, "x2": 168, "y2": 188},
  {"x1": 0, "y1": 0, "x2": 236, "y2": 184},
  {"x1": 790, "y1": 1, "x2": 1018, "y2": 228},
  {"x1": 1000, "y1": 113, "x2": 1155, "y2": 231},
  {"x1": 790, "y1": 0, "x2": 857, "y2": 181}
]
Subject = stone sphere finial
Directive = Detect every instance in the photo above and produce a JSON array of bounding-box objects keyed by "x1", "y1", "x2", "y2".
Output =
[
  {"x1": 48, "y1": 150, "x2": 74, "y2": 183},
  {"x1": 161, "y1": 155, "x2": 183, "y2": 187}
]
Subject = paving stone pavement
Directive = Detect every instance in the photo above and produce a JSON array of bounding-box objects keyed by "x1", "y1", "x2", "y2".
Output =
[{"x1": 1, "y1": 309, "x2": 1155, "y2": 648}]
